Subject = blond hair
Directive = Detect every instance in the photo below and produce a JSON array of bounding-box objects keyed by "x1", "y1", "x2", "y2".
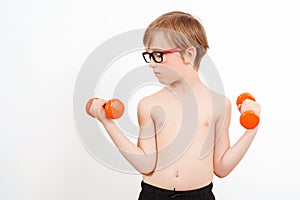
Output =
[{"x1": 143, "y1": 11, "x2": 209, "y2": 70}]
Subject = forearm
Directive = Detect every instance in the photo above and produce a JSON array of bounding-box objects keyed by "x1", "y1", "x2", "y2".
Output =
[
  {"x1": 102, "y1": 119, "x2": 156, "y2": 174},
  {"x1": 216, "y1": 128, "x2": 258, "y2": 177}
]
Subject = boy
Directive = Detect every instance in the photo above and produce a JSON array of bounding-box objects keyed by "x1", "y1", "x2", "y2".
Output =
[{"x1": 90, "y1": 11, "x2": 261, "y2": 199}]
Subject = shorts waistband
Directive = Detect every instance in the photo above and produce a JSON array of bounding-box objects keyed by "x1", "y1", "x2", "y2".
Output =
[{"x1": 141, "y1": 181, "x2": 213, "y2": 198}]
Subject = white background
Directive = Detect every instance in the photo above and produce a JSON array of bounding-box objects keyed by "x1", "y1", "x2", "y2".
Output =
[{"x1": 1, "y1": 0, "x2": 300, "y2": 199}]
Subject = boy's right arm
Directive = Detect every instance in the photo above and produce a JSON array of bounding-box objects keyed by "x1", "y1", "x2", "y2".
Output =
[
  {"x1": 213, "y1": 97, "x2": 260, "y2": 178},
  {"x1": 91, "y1": 97, "x2": 157, "y2": 175}
]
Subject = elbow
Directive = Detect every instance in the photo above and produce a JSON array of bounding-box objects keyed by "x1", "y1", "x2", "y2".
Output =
[
  {"x1": 138, "y1": 157, "x2": 156, "y2": 175},
  {"x1": 140, "y1": 169, "x2": 155, "y2": 176},
  {"x1": 214, "y1": 165, "x2": 231, "y2": 178},
  {"x1": 139, "y1": 165, "x2": 155, "y2": 175},
  {"x1": 214, "y1": 171, "x2": 229, "y2": 178}
]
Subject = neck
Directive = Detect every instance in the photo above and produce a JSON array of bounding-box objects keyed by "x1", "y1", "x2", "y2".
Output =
[{"x1": 167, "y1": 67, "x2": 205, "y2": 95}]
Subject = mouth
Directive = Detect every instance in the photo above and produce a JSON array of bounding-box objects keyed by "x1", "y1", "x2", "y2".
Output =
[{"x1": 153, "y1": 71, "x2": 161, "y2": 75}]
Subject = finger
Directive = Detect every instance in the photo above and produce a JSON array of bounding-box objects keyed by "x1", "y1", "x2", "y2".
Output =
[
  {"x1": 241, "y1": 101, "x2": 260, "y2": 115},
  {"x1": 95, "y1": 99, "x2": 108, "y2": 111},
  {"x1": 86, "y1": 98, "x2": 99, "y2": 118},
  {"x1": 240, "y1": 99, "x2": 254, "y2": 109},
  {"x1": 92, "y1": 99, "x2": 107, "y2": 119}
]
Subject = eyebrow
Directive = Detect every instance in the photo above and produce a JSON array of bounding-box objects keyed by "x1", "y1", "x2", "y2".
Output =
[{"x1": 145, "y1": 48, "x2": 164, "y2": 52}]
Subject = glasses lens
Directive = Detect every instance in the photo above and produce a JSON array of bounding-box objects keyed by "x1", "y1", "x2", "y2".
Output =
[
  {"x1": 142, "y1": 52, "x2": 150, "y2": 63},
  {"x1": 152, "y1": 52, "x2": 163, "y2": 63}
]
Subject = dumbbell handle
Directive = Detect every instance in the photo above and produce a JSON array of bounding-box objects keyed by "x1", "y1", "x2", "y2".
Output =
[
  {"x1": 236, "y1": 93, "x2": 259, "y2": 129},
  {"x1": 86, "y1": 98, "x2": 124, "y2": 119}
]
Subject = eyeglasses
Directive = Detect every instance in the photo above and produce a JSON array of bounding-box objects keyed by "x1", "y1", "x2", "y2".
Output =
[{"x1": 142, "y1": 48, "x2": 182, "y2": 63}]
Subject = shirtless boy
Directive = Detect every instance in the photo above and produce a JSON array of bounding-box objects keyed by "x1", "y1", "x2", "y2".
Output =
[{"x1": 89, "y1": 11, "x2": 261, "y2": 200}]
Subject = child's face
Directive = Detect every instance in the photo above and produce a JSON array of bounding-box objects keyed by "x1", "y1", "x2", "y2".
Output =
[{"x1": 145, "y1": 32, "x2": 186, "y2": 86}]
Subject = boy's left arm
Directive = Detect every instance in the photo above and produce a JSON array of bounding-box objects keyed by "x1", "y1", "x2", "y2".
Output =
[{"x1": 213, "y1": 97, "x2": 260, "y2": 178}]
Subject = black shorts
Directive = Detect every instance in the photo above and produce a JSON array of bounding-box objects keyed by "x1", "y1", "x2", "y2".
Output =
[{"x1": 138, "y1": 181, "x2": 215, "y2": 200}]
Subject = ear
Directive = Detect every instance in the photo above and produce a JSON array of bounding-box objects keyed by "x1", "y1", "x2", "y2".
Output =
[{"x1": 183, "y1": 47, "x2": 197, "y2": 65}]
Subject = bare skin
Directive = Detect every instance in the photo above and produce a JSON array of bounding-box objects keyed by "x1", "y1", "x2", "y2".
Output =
[{"x1": 90, "y1": 33, "x2": 261, "y2": 191}]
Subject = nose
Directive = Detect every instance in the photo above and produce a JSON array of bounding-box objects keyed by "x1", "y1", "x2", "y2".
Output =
[{"x1": 149, "y1": 58, "x2": 157, "y2": 68}]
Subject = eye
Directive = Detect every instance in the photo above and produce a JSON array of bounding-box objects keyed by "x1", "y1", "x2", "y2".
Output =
[{"x1": 152, "y1": 51, "x2": 162, "y2": 57}]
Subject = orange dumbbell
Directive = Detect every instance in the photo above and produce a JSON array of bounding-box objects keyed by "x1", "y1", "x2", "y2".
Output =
[
  {"x1": 236, "y1": 93, "x2": 259, "y2": 129},
  {"x1": 86, "y1": 98, "x2": 124, "y2": 119}
]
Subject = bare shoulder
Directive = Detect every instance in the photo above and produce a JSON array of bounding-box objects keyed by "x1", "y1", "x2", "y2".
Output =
[
  {"x1": 137, "y1": 87, "x2": 167, "y2": 121},
  {"x1": 208, "y1": 90, "x2": 231, "y2": 118},
  {"x1": 138, "y1": 87, "x2": 168, "y2": 107}
]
